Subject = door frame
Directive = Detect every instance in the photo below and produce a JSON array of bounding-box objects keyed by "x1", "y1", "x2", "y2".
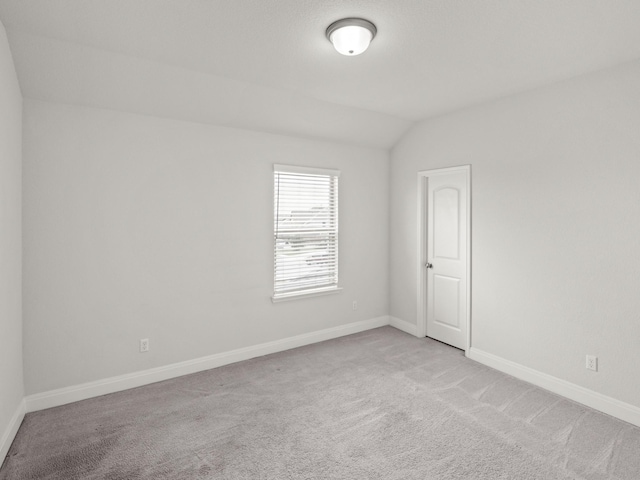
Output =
[{"x1": 417, "y1": 165, "x2": 472, "y2": 352}]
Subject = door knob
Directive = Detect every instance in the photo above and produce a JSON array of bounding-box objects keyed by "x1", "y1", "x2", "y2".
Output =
[{"x1": 425, "y1": 262, "x2": 433, "y2": 269}]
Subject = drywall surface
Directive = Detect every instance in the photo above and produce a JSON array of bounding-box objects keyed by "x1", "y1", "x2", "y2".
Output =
[
  {"x1": 390, "y1": 60, "x2": 640, "y2": 407},
  {"x1": 0, "y1": 20, "x2": 23, "y2": 444},
  {"x1": 22, "y1": 100, "x2": 389, "y2": 394},
  {"x1": 4, "y1": 30, "x2": 412, "y2": 150}
]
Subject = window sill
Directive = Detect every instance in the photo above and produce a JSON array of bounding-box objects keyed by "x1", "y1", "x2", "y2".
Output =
[{"x1": 272, "y1": 287, "x2": 343, "y2": 303}]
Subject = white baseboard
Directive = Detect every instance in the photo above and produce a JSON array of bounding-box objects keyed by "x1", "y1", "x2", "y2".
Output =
[
  {"x1": 1, "y1": 399, "x2": 25, "y2": 463},
  {"x1": 468, "y1": 347, "x2": 640, "y2": 428},
  {"x1": 26, "y1": 316, "x2": 390, "y2": 413},
  {"x1": 389, "y1": 316, "x2": 419, "y2": 337}
]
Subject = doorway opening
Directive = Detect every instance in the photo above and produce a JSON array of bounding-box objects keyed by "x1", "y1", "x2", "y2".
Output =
[{"x1": 417, "y1": 165, "x2": 471, "y2": 353}]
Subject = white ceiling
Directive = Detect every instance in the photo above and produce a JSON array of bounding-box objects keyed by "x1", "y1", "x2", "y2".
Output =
[{"x1": 1, "y1": 0, "x2": 640, "y2": 149}]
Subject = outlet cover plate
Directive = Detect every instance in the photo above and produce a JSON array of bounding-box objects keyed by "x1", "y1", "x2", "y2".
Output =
[{"x1": 586, "y1": 355, "x2": 597, "y2": 371}]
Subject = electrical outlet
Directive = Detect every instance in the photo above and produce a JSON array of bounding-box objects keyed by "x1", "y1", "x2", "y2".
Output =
[
  {"x1": 352, "y1": 301, "x2": 357, "y2": 310},
  {"x1": 586, "y1": 355, "x2": 597, "y2": 371},
  {"x1": 140, "y1": 338, "x2": 149, "y2": 353}
]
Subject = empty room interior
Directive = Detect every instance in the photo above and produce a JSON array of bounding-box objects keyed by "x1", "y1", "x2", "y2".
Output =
[{"x1": 2, "y1": 1, "x2": 640, "y2": 479}]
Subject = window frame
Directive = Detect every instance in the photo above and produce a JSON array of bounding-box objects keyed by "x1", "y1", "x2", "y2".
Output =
[{"x1": 272, "y1": 164, "x2": 342, "y2": 302}]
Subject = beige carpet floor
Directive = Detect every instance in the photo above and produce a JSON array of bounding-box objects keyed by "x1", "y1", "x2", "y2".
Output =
[{"x1": 2, "y1": 326, "x2": 640, "y2": 479}]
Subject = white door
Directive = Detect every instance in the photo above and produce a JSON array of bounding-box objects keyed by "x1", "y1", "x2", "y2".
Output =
[{"x1": 425, "y1": 170, "x2": 468, "y2": 350}]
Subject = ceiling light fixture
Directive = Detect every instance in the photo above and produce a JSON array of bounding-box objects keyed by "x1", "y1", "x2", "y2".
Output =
[{"x1": 326, "y1": 18, "x2": 377, "y2": 56}]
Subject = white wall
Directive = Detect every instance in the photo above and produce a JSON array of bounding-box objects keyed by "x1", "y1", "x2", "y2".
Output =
[
  {"x1": 390, "y1": 60, "x2": 640, "y2": 408},
  {"x1": 22, "y1": 100, "x2": 389, "y2": 395},
  {"x1": 0, "y1": 20, "x2": 23, "y2": 453}
]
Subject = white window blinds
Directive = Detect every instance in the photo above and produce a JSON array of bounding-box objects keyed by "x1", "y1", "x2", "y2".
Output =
[{"x1": 273, "y1": 165, "x2": 340, "y2": 300}]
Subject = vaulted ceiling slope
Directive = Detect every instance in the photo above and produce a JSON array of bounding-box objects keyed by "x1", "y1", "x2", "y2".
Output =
[{"x1": 1, "y1": 1, "x2": 640, "y2": 149}]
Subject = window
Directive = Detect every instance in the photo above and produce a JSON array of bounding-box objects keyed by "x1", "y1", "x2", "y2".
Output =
[{"x1": 273, "y1": 164, "x2": 340, "y2": 301}]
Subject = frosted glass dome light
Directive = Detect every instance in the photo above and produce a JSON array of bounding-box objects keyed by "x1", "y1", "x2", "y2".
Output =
[{"x1": 326, "y1": 18, "x2": 377, "y2": 56}]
